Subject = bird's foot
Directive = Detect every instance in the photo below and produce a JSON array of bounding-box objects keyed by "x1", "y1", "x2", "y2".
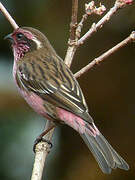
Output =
[{"x1": 33, "y1": 137, "x2": 53, "y2": 153}]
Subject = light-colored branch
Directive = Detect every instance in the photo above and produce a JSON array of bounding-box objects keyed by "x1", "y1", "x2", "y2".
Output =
[
  {"x1": 64, "y1": 0, "x2": 78, "y2": 67},
  {"x1": 69, "y1": 0, "x2": 78, "y2": 41},
  {"x1": 77, "y1": 0, "x2": 132, "y2": 46},
  {"x1": 0, "y1": 2, "x2": 19, "y2": 29},
  {"x1": 76, "y1": 14, "x2": 88, "y2": 39},
  {"x1": 75, "y1": 31, "x2": 135, "y2": 78},
  {"x1": 64, "y1": 46, "x2": 77, "y2": 67},
  {"x1": 31, "y1": 121, "x2": 54, "y2": 180},
  {"x1": 31, "y1": 142, "x2": 50, "y2": 180}
]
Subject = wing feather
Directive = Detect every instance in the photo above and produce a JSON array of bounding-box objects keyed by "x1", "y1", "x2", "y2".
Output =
[{"x1": 16, "y1": 56, "x2": 92, "y2": 122}]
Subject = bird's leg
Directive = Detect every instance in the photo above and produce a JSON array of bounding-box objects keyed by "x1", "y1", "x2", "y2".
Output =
[{"x1": 33, "y1": 124, "x2": 56, "y2": 152}]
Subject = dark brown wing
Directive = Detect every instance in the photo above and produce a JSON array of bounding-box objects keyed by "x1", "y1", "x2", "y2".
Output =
[{"x1": 16, "y1": 55, "x2": 93, "y2": 123}]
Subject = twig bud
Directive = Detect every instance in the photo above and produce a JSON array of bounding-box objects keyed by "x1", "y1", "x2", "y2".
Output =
[{"x1": 85, "y1": 1, "x2": 106, "y2": 16}]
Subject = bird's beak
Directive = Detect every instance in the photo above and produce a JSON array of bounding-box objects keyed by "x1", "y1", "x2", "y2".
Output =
[{"x1": 4, "y1": 33, "x2": 14, "y2": 43}]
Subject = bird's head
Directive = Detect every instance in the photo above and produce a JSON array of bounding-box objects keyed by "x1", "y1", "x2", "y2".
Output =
[{"x1": 5, "y1": 27, "x2": 56, "y2": 61}]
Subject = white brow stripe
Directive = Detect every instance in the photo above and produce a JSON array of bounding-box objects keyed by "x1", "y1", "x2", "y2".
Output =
[{"x1": 32, "y1": 37, "x2": 42, "y2": 49}]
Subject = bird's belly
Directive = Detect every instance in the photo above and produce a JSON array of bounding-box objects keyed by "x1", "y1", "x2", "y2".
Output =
[{"x1": 20, "y1": 88, "x2": 47, "y2": 117}]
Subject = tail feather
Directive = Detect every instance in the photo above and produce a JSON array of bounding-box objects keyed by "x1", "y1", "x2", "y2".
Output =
[
  {"x1": 80, "y1": 126, "x2": 129, "y2": 174},
  {"x1": 100, "y1": 134, "x2": 129, "y2": 170},
  {"x1": 81, "y1": 133, "x2": 112, "y2": 173}
]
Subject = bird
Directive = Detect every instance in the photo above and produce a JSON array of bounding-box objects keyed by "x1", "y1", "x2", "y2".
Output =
[{"x1": 5, "y1": 27, "x2": 129, "y2": 174}]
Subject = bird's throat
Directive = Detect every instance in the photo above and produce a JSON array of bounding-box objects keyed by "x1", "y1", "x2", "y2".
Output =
[{"x1": 13, "y1": 44, "x2": 30, "y2": 61}]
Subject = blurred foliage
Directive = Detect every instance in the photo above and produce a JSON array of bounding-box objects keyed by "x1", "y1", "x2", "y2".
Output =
[{"x1": 0, "y1": 0, "x2": 135, "y2": 180}]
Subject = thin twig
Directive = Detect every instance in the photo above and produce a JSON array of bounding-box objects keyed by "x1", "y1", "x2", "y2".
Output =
[
  {"x1": 64, "y1": 0, "x2": 78, "y2": 67},
  {"x1": 76, "y1": 14, "x2": 88, "y2": 39},
  {"x1": 0, "y1": 2, "x2": 19, "y2": 29},
  {"x1": 70, "y1": 0, "x2": 78, "y2": 41},
  {"x1": 75, "y1": 31, "x2": 135, "y2": 78},
  {"x1": 77, "y1": 0, "x2": 132, "y2": 46},
  {"x1": 64, "y1": 46, "x2": 78, "y2": 67},
  {"x1": 76, "y1": 1, "x2": 106, "y2": 39}
]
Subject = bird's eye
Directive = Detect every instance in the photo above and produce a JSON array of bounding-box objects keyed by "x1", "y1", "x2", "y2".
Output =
[{"x1": 16, "y1": 33, "x2": 24, "y2": 40}]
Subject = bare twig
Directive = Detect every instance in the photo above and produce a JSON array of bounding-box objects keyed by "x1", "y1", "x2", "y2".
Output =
[
  {"x1": 64, "y1": 0, "x2": 78, "y2": 67},
  {"x1": 76, "y1": 1, "x2": 106, "y2": 41},
  {"x1": 77, "y1": 0, "x2": 133, "y2": 46},
  {"x1": 31, "y1": 121, "x2": 54, "y2": 180},
  {"x1": 64, "y1": 45, "x2": 77, "y2": 67},
  {"x1": 75, "y1": 31, "x2": 135, "y2": 78},
  {"x1": 0, "y1": 2, "x2": 19, "y2": 29},
  {"x1": 70, "y1": 0, "x2": 78, "y2": 41},
  {"x1": 64, "y1": 0, "x2": 133, "y2": 66},
  {"x1": 76, "y1": 14, "x2": 88, "y2": 39}
]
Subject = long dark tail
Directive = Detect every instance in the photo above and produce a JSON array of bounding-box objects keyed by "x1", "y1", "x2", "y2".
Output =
[{"x1": 80, "y1": 123, "x2": 129, "y2": 174}]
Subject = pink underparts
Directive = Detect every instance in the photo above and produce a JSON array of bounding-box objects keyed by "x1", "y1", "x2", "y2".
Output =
[
  {"x1": 57, "y1": 107, "x2": 100, "y2": 136},
  {"x1": 21, "y1": 90, "x2": 47, "y2": 117}
]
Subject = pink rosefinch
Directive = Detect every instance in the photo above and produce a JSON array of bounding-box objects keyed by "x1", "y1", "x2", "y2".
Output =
[{"x1": 5, "y1": 27, "x2": 129, "y2": 173}]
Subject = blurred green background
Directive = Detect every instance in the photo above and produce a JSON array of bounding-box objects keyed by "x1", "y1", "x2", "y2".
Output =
[{"x1": 0, "y1": 0, "x2": 135, "y2": 179}]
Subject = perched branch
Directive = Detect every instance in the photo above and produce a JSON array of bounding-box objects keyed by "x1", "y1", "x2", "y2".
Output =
[
  {"x1": 75, "y1": 31, "x2": 135, "y2": 78},
  {"x1": 64, "y1": 0, "x2": 78, "y2": 67},
  {"x1": 77, "y1": 0, "x2": 133, "y2": 46},
  {"x1": 31, "y1": 142, "x2": 50, "y2": 180},
  {"x1": 0, "y1": 2, "x2": 19, "y2": 29},
  {"x1": 31, "y1": 121, "x2": 54, "y2": 180}
]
